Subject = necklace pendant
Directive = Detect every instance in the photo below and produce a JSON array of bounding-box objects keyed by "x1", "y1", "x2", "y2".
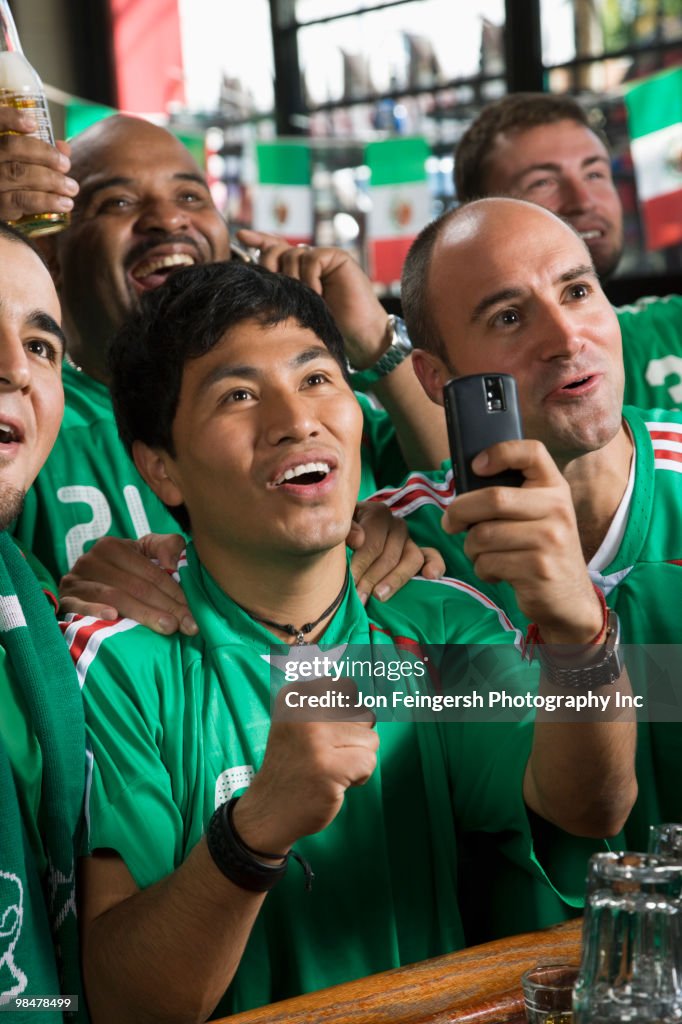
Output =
[{"x1": 296, "y1": 631, "x2": 306, "y2": 645}]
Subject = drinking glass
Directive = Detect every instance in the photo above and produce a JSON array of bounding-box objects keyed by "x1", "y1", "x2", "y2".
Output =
[
  {"x1": 573, "y1": 852, "x2": 682, "y2": 1024},
  {"x1": 522, "y1": 962, "x2": 578, "y2": 1024}
]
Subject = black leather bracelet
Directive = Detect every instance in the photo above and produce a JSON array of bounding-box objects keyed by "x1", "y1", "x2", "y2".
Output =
[
  {"x1": 206, "y1": 797, "x2": 314, "y2": 893},
  {"x1": 206, "y1": 797, "x2": 287, "y2": 892}
]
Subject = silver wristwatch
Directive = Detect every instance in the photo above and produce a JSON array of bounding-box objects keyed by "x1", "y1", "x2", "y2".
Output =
[
  {"x1": 537, "y1": 609, "x2": 623, "y2": 689},
  {"x1": 349, "y1": 315, "x2": 413, "y2": 381}
]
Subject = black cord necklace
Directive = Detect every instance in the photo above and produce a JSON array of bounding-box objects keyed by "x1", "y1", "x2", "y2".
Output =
[{"x1": 235, "y1": 564, "x2": 350, "y2": 645}]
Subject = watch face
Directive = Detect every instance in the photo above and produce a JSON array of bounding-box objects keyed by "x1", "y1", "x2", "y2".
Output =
[{"x1": 392, "y1": 316, "x2": 413, "y2": 351}]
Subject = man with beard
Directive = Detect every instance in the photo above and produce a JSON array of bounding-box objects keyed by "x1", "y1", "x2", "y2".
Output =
[
  {"x1": 0, "y1": 111, "x2": 446, "y2": 616},
  {"x1": 453, "y1": 93, "x2": 682, "y2": 410}
]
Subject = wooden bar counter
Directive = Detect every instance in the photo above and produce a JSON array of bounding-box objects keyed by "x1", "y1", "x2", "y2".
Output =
[{"x1": 215, "y1": 918, "x2": 582, "y2": 1024}]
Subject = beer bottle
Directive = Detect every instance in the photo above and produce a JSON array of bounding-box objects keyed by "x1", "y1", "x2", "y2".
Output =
[{"x1": 0, "y1": 0, "x2": 68, "y2": 235}]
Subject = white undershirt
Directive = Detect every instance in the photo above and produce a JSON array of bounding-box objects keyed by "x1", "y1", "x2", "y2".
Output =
[{"x1": 588, "y1": 433, "x2": 636, "y2": 573}]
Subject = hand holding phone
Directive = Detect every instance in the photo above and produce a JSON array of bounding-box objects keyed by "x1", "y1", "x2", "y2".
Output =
[{"x1": 443, "y1": 374, "x2": 524, "y2": 492}]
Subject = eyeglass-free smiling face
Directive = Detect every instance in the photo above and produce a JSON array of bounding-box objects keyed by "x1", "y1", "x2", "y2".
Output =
[
  {"x1": 482, "y1": 119, "x2": 624, "y2": 279},
  {"x1": 138, "y1": 317, "x2": 363, "y2": 567}
]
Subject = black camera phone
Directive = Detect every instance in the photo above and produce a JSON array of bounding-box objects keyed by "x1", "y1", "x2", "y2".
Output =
[{"x1": 443, "y1": 374, "x2": 524, "y2": 492}]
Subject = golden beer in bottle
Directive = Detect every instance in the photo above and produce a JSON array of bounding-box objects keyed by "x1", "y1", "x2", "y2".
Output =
[{"x1": 0, "y1": 1, "x2": 68, "y2": 236}]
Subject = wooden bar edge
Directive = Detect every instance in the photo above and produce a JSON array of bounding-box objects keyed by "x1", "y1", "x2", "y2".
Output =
[{"x1": 214, "y1": 917, "x2": 582, "y2": 1024}]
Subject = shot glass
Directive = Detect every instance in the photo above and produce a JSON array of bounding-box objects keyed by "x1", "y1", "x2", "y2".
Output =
[{"x1": 522, "y1": 962, "x2": 579, "y2": 1024}]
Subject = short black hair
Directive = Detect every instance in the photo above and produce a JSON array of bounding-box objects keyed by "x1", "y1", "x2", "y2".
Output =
[
  {"x1": 455, "y1": 92, "x2": 605, "y2": 202},
  {"x1": 109, "y1": 260, "x2": 349, "y2": 531}
]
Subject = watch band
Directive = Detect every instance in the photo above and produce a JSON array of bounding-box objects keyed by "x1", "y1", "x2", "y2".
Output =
[
  {"x1": 536, "y1": 609, "x2": 623, "y2": 690},
  {"x1": 348, "y1": 315, "x2": 413, "y2": 388}
]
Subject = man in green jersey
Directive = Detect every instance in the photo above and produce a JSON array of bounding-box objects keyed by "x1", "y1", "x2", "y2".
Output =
[
  {"x1": 0, "y1": 224, "x2": 85, "y2": 1019},
  {"x1": 375, "y1": 195, "x2": 682, "y2": 937},
  {"x1": 453, "y1": 92, "x2": 682, "y2": 410},
  {"x1": 64, "y1": 259, "x2": 635, "y2": 1021},
  {"x1": 0, "y1": 110, "x2": 446, "y2": 601}
]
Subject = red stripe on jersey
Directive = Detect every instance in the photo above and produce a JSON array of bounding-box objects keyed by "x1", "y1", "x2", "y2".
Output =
[
  {"x1": 385, "y1": 486, "x2": 452, "y2": 512},
  {"x1": 654, "y1": 448, "x2": 682, "y2": 464},
  {"x1": 369, "y1": 471, "x2": 456, "y2": 504},
  {"x1": 667, "y1": 559, "x2": 682, "y2": 566},
  {"x1": 65, "y1": 616, "x2": 123, "y2": 662},
  {"x1": 649, "y1": 430, "x2": 682, "y2": 443},
  {"x1": 369, "y1": 623, "x2": 441, "y2": 690},
  {"x1": 369, "y1": 623, "x2": 425, "y2": 656}
]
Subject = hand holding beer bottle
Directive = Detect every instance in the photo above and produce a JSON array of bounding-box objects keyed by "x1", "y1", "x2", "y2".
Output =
[{"x1": 0, "y1": 0, "x2": 78, "y2": 234}]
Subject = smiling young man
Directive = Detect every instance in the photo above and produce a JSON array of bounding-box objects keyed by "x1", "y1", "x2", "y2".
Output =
[
  {"x1": 61, "y1": 259, "x2": 635, "y2": 1022},
  {"x1": 0, "y1": 224, "x2": 85, "y2": 1018},
  {"x1": 453, "y1": 93, "x2": 682, "y2": 410},
  {"x1": 0, "y1": 112, "x2": 446, "y2": 600},
  {"x1": 372, "y1": 198, "x2": 682, "y2": 933}
]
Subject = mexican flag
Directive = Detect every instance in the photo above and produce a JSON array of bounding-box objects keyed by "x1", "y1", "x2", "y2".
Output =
[
  {"x1": 254, "y1": 142, "x2": 313, "y2": 245},
  {"x1": 365, "y1": 137, "x2": 431, "y2": 285},
  {"x1": 625, "y1": 66, "x2": 682, "y2": 252}
]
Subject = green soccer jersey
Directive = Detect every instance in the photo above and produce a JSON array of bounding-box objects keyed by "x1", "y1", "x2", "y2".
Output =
[
  {"x1": 372, "y1": 405, "x2": 682, "y2": 849},
  {"x1": 618, "y1": 296, "x2": 682, "y2": 409},
  {"x1": 63, "y1": 545, "x2": 600, "y2": 1017},
  {"x1": 13, "y1": 363, "x2": 408, "y2": 582}
]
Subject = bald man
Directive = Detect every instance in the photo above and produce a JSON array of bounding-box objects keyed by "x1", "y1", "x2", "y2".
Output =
[
  {"x1": 0, "y1": 112, "x2": 446, "y2": 614},
  {"x1": 374, "y1": 196, "x2": 681, "y2": 937},
  {"x1": 453, "y1": 93, "x2": 682, "y2": 410}
]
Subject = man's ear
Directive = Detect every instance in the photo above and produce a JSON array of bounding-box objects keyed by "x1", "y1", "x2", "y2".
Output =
[
  {"x1": 411, "y1": 349, "x2": 452, "y2": 407},
  {"x1": 132, "y1": 441, "x2": 184, "y2": 508}
]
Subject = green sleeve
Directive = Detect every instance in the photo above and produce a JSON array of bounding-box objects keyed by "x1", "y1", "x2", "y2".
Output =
[
  {"x1": 355, "y1": 391, "x2": 408, "y2": 497},
  {"x1": 431, "y1": 591, "x2": 607, "y2": 913},
  {"x1": 80, "y1": 628, "x2": 186, "y2": 888}
]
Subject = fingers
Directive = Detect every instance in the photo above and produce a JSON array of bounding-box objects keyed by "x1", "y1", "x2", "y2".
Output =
[
  {"x1": 472, "y1": 439, "x2": 558, "y2": 485},
  {"x1": 59, "y1": 536, "x2": 196, "y2": 636},
  {"x1": 349, "y1": 503, "x2": 444, "y2": 601},
  {"x1": 0, "y1": 132, "x2": 78, "y2": 220},
  {"x1": 353, "y1": 534, "x2": 423, "y2": 603},
  {"x1": 345, "y1": 517, "x2": 365, "y2": 552},
  {"x1": 136, "y1": 532, "x2": 186, "y2": 572},
  {"x1": 419, "y1": 547, "x2": 445, "y2": 580},
  {"x1": 349, "y1": 503, "x2": 407, "y2": 602},
  {"x1": 442, "y1": 466, "x2": 569, "y2": 536},
  {"x1": 236, "y1": 227, "x2": 340, "y2": 295},
  {"x1": 59, "y1": 595, "x2": 118, "y2": 622}
]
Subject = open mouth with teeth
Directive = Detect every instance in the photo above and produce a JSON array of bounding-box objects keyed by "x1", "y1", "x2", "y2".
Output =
[
  {"x1": 0, "y1": 423, "x2": 20, "y2": 444},
  {"x1": 579, "y1": 230, "x2": 603, "y2": 242},
  {"x1": 273, "y1": 461, "x2": 331, "y2": 487},
  {"x1": 130, "y1": 253, "x2": 197, "y2": 290}
]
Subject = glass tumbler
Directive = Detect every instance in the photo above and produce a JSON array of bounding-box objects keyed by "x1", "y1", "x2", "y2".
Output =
[{"x1": 573, "y1": 852, "x2": 682, "y2": 1024}]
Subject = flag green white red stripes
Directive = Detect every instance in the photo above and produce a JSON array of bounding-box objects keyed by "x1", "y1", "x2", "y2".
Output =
[
  {"x1": 254, "y1": 142, "x2": 313, "y2": 245},
  {"x1": 365, "y1": 137, "x2": 431, "y2": 285},
  {"x1": 625, "y1": 66, "x2": 682, "y2": 252}
]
